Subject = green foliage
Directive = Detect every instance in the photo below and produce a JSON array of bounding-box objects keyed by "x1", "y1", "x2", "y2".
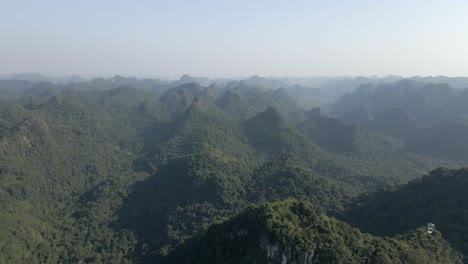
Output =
[
  {"x1": 298, "y1": 112, "x2": 461, "y2": 188},
  {"x1": 222, "y1": 84, "x2": 305, "y2": 123},
  {"x1": 116, "y1": 150, "x2": 251, "y2": 253},
  {"x1": 164, "y1": 200, "x2": 463, "y2": 264},
  {"x1": 0, "y1": 88, "x2": 152, "y2": 263},
  {"x1": 330, "y1": 81, "x2": 458, "y2": 124},
  {"x1": 0, "y1": 80, "x2": 465, "y2": 263},
  {"x1": 342, "y1": 167, "x2": 468, "y2": 258},
  {"x1": 248, "y1": 154, "x2": 353, "y2": 212}
]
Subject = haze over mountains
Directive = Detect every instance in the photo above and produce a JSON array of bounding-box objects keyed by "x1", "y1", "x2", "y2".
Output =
[
  {"x1": 3, "y1": 0, "x2": 468, "y2": 262},
  {"x1": 1, "y1": 72, "x2": 468, "y2": 263}
]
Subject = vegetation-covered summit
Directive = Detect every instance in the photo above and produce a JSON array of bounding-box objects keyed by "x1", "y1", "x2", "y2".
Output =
[
  {"x1": 165, "y1": 199, "x2": 463, "y2": 264},
  {"x1": 342, "y1": 167, "x2": 468, "y2": 259}
]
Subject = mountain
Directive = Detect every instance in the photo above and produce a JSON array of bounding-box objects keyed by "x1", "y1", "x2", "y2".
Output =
[
  {"x1": 238, "y1": 75, "x2": 288, "y2": 90},
  {"x1": 230, "y1": 84, "x2": 305, "y2": 123},
  {"x1": 409, "y1": 119, "x2": 468, "y2": 162},
  {"x1": 215, "y1": 89, "x2": 257, "y2": 120},
  {"x1": 23, "y1": 81, "x2": 59, "y2": 98},
  {"x1": 430, "y1": 89, "x2": 468, "y2": 124},
  {"x1": 410, "y1": 76, "x2": 468, "y2": 90},
  {"x1": 116, "y1": 151, "x2": 251, "y2": 260},
  {"x1": 172, "y1": 74, "x2": 216, "y2": 87},
  {"x1": 297, "y1": 112, "x2": 459, "y2": 188},
  {"x1": 299, "y1": 113, "x2": 364, "y2": 154},
  {"x1": 0, "y1": 76, "x2": 171, "y2": 101},
  {"x1": 331, "y1": 80, "x2": 460, "y2": 126},
  {"x1": 0, "y1": 89, "x2": 153, "y2": 263},
  {"x1": 153, "y1": 96, "x2": 256, "y2": 164},
  {"x1": 339, "y1": 106, "x2": 374, "y2": 128},
  {"x1": 342, "y1": 167, "x2": 468, "y2": 258},
  {"x1": 0, "y1": 79, "x2": 466, "y2": 263},
  {"x1": 419, "y1": 83, "x2": 458, "y2": 108},
  {"x1": 371, "y1": 107, "x2": 424, "y2": 140},
  {"x1": 117, "y1": 143, "x2": 357, "y2": 261},
  {"x1": 280, "y1": 84, "x2": 322, "y2": 109},
  {"x1": 5, "y1": 73, "x2": 54, "y2": 83},
  {"x1": 67, "y1": 75, "x2": 169, "y2": 94},
  {"x1": 164, "y1": 199, "x2": 463, "y2": 264},
  {"x1": 243, "y1": 107, "x2": 325, "y2": 163},
  {"x1": 298, "y1": 112, "x2": 411, "y2": 158},
  {"x1": 0, "y1": 80, "x2": 34, "y2": 100},
  {"x1": 159, "y1": 83, "x2": 206, "y2": 117},
  {"x1": 248, "y1": 154, "x2": 352, "y2": 213}
]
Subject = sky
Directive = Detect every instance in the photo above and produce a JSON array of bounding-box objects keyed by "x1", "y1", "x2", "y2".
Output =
[{"x1": 1, "y1": 0, "x2": 468, "y2": 78}]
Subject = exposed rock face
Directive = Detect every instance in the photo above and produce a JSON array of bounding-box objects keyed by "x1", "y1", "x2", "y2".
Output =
[
  {"x1": 226, "y1": 227, "x2": 311, "y2": 264},
  {"x1": 259, "y1": 235, "x2": 291, "y2": 264},
  {"x1": 259, "y1": 235, "x2": 314, "y2": 264}
]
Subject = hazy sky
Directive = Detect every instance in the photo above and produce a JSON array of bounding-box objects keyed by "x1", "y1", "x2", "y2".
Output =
[{"x1": 1, "y1": 0, "x2": 468, "y2": 78}]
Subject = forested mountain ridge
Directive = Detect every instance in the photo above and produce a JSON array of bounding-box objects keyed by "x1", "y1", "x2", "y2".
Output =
[
  {"x1": 330, "y1": 80, "x2": 468, "y2": 162},
  {"x1": 330, "y1": 80, "x2": 460, "y2": 124},
  {"x1": 0, "y1": 92, "x2": 145, "y2": 262},
  {"x1": 0, "y1": 77, "x2": 466, "y2": 263},
  {"x1": 408, "y1": 119, "x2": 468, "y2": 162},
  {"x1": 342, "y1": 167, "x2": 468, "y2": 259},
  {"x1": 164, "y1": 200, "x2": 463, "y2": 264},
  {"x1": 331, "y1": 80, "x2": 468, "y2": 129},
  {"x1": 296, "y1": 110, "x2": 459, "y2": 188}
]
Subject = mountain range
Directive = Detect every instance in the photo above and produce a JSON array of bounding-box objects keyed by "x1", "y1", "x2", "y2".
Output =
[{"x1": 0, "y1": 75, "x2": 467, "y2": 263}]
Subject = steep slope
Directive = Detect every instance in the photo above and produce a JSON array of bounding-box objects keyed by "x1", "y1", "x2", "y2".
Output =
[
  {"x1": 330, "y1": 80, "x2": 459, "y2": 126},
  {"x1": 330, "y1": 80, "x2": 425, "y2": 115},
  {"x1": 339, "y1": 106, "x2": 374, "y2": 128},
  {"x1": 299, "y1": 112, "x2": 412, "y2": 159},
  {"x1": 229, "y1": 84, "x2": 305, "y2": 123},
  {"x1": 371, "y1": 107, "x2": 424, "y2": 140},
  {"x1": 419, "y1": 83, "x2": 458, "y2": 109},
  {"x1": 342, "y1": 167, "x2": 468, "y2": 257},
  {"x1": 158, "y1": 83, "x2": 206, "y2": 117},
  {"x1": 164, "y1": 200, "x2": 462, "y2": 264},
  {"x1": 409, "y1": 119, "x2": 468, "y2": 162},
  {"x1": 152, "y1": 96, "x2": 257, "y2": 164},
  {"x1": 282, "y1": 84, "x2": 322, "y2": 109},
  {"x1": 299, "y1": 113, "x2": 364, "y2": 154},
  {"x1": 116, "y1": 150, "x2": 251, "y2": 259},
  {"x1": 248, "y1": 154, "x2": 353, "y2": 213},
  {"x1": 297, "y1": 112, "x2": 460, "y2": 188},
  {"x1": 431, "y1": 89, "x2": 468, "y2": 123},
  {"x1": 215, "y1": 89, "x2": 257, "y2": 120},
  {"x1": 243, "y1": 107, "x2": 326, "y2": 164},
  {"x1": 0, "y1": 80, "x2": 466, "y2": 264},
  {"x1": 117, "y1": 152, "x2": 359, "y2": 261},
  {"x1": 0, "y1": 88, "x2": 158, "y2": 263}
]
